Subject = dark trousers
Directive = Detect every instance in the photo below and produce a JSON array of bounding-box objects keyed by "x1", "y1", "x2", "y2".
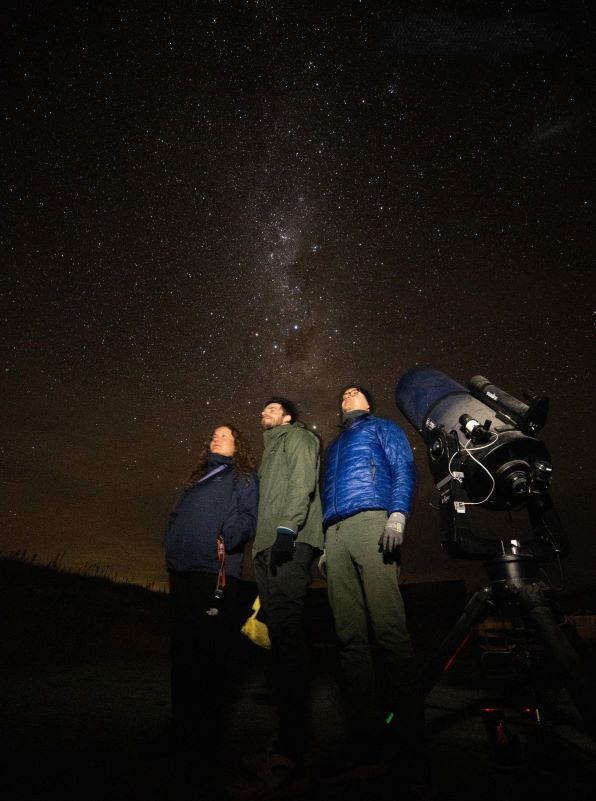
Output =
[
  {"x1": 253, "y1": 543, "x2": 317, "y2": 763},
  {"x1": 169, "y1": 570, "x2": 239, "y2": 753}
]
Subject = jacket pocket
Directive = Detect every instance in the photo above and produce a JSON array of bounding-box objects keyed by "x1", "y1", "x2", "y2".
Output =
[{"x1": 370, "y1": 456, "x2": 377, "y2": 483}]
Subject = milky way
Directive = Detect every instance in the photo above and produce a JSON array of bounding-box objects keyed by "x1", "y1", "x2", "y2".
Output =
[{"x1": 2, "y1": 1, "x2": 594, "y2": 591}]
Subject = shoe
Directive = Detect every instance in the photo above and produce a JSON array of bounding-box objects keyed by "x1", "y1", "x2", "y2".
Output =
[
  {"x1": 226, "y1": 753, "x2": 304, "y2": 800},
  {"x1": 406, "y1": 778, "x2": 440, "y2": 801},
  {"x1": 141, "y1": 727, "x2": 175, "y2": 757},
  {"x1": 241, "y1": 747, "x2": 274, "y2": 776},
  {"x1": 250, "y1": 687, "x2": 278, "y2": 706},
  {"x1": 317, "y1": 751, "x2": 387, "y2": 785}
]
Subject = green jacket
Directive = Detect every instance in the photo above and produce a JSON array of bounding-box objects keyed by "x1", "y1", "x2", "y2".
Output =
[{"x1": 253, "y1": 421, "x2": 324, "y2": 555}]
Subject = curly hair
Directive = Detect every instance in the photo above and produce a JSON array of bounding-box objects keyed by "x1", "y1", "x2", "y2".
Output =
[{"x1": 185, "y1": 424, "x2": 256, "y2": 487}]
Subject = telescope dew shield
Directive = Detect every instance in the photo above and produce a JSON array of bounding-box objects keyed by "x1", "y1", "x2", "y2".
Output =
[{"x1": 394, "y1": 367, "x2": 468, "y2": 438}]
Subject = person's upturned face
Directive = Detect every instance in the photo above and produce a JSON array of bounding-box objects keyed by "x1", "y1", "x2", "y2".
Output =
[
  {"x1": 261, "y1": 403, "x2": 290, "y2": 430},
  {"x1": 341, "y1": 387, "x2": 370, "y2": 414},
  {"x1": 209, "y1": 426, "x2": 236, "y2": 457}
]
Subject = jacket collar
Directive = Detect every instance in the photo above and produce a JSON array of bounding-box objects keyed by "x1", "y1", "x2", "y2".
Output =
[
  {"x1": 263, "y1": 421, "x2": 303, "y2": 445},
  {"x1": 339, "y1": 412, "x2": 371, "y2": 430}
]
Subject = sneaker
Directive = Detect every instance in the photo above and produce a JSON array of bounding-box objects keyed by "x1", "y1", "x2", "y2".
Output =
[
  {"x1": 317, "y1": 751, "x2": 387, "y2": 784},
  {"x1": 226, "y1": 753, "x2": 303, "y2": 800}
]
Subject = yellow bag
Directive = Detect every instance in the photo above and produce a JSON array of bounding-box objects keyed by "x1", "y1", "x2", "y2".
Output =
[{"x1": 241, "y1": 596, "x2": 271, "y2": 649}]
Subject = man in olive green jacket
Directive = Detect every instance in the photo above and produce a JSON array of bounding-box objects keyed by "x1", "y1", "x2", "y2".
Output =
[{"x1": 252, "y1": 396, "x2": 323, "y2": 785}]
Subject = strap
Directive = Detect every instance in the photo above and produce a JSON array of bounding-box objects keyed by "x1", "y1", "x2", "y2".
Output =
[
  {"x1": 209, "y1": 464, "x2": 232, "y2": 598},
  {"x1": 216, "y1": 534, "x2": 226, "y2": 593},
  {"x1": 197, "y1": 463, "x2": 228, "y2": 484}
]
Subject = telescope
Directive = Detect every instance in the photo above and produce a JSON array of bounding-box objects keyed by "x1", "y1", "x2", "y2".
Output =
[
  {"x1": 394, "y1": 368, "x2": 596, "y2": 736},
  {"x1": 395, "y1": 367, "x2": 567, "y2": 561}
]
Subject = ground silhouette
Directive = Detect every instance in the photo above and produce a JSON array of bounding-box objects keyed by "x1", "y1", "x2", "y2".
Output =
[{"x1": 2, "y1": 557, "x2": 595, "y2": 801}]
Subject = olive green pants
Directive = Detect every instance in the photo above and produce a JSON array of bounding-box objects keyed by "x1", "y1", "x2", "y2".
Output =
[{"x1": 326, "y1": 511, "x2": 424, "y2": 759}]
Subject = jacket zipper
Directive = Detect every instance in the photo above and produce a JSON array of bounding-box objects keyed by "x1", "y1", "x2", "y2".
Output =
[{"x1": 333, "y1": 436, "x2": 343, "y2": 519}]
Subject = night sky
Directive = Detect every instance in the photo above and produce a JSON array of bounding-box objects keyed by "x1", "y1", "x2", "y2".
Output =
[{"x1": 3, "y1": 1, "x2": 594, "y2": 592}]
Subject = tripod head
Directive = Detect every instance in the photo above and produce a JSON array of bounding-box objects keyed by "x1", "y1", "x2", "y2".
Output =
[{"x1": 395, "y1": 367, "x2": 568, "y2": 565}]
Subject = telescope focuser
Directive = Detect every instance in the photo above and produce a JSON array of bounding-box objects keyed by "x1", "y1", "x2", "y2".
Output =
[{"x1": 459, "y1": 414, "x2": 493, "y2": 444}]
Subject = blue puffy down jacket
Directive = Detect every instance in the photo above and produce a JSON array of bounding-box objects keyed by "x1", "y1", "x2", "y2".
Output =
[{"x1": 322, "y1": 414, "x2": 416, "y2": 526}]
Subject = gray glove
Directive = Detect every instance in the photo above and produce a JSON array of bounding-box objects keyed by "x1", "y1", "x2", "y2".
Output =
[
  {"x1": 318, "y1": 550, "x2": 327, "y2": 581},
  {"x1": 378, "y1": 512, "x2": 406, "y2": 553}
]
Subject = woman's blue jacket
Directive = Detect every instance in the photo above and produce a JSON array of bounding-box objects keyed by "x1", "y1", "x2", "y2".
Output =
[{"x1": 165, "y1": 459, "x2": 258, "y2": 577}]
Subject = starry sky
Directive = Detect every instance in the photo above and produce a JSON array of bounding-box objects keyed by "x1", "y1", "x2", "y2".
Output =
[{"x1": 2, "y1": 1, "x2": 595, "y2": 592}]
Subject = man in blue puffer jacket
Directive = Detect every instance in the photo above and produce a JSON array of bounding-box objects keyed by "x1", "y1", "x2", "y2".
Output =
[{"x1": 320, "y1": 385, "x2": 428, "y2": 786}]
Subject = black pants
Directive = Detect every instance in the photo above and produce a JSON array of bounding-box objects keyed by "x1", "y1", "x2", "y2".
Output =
[
  {"x1": 253, "y1": 543, "x2": 317, "y2": 763},
  {"x1": 169, "y1": 570, "x2": 239, "y2": 752}
]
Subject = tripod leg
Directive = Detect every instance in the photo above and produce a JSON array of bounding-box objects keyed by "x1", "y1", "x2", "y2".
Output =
[
  {"x1": 422, "y1": 586, "x2": 493, "y2": 696},
  {"x1": 517, "y1": 582, "x2": 596, "y2": 738}
]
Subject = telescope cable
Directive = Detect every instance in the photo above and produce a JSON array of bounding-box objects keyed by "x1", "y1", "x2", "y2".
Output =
[{"x1": 448, "y1": 434, "x2": 499, "y2": 506}]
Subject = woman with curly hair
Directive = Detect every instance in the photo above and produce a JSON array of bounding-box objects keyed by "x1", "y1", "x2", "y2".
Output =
[{"x1": 164, "y1": 424, "x2": 258, "y2": 766}]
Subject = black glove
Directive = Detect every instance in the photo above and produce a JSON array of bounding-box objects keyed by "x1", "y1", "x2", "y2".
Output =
[{"x1": 271, "y1": 527, "x2": 296, "y2": 567}]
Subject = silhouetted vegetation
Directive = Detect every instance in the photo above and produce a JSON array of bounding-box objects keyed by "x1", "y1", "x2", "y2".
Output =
[{"x1": 1, "y1": 555, "x2": 170, "y2": 666}]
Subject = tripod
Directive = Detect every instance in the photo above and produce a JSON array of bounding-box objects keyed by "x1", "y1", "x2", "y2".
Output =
[
  {"x1": 422, "y1": 551, "x2": 596, "y2": 739},
  {"x1": 422, "y1": 431, "x2": 596, "y2": 738}
]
